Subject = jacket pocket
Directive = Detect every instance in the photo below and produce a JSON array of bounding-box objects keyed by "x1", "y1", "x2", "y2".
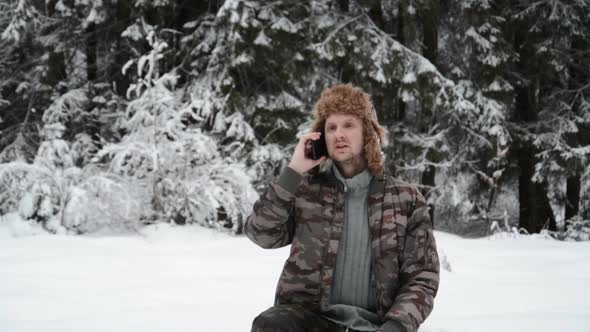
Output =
[{"x1": 378, "y1": 211, "x2": 408, "y2": 255}]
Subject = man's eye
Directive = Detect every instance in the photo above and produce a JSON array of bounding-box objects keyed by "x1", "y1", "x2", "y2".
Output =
[
  {"x1": 344, "y1": 123, "x2": 353, "y2": 128},
  {"x1": 327, "y1": 126, "x2": 336, "y2": 131}
]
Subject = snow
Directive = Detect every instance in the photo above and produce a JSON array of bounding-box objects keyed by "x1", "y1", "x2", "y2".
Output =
[
  {"x1": 271, "y1": 17, "x2": 297, "y2": 34},
  {"x1": 257, "y1": 7, "x2": 273, "y2": 21},
  {"x1": 255, "y1": 92, "x2": 303, "y2": 112},
  {"x1": 121, "y1": 23, "x2": 144, "y2": 42},
  {"x1": 232, "y1": 52, "x2": 254, "y2": 66},
  {"x1": 254, "y1": 30, "x2": 271, "y2": 47},
  {"x1": 226, "y1": 113, "x2": 256, "y2": 141},
  {"x1": 42, "y1": 89, "x2": 88, "y2": 126},
  {"x1": 0, "y1": 220, "x2": 589, "y2": 332},
  {"x1": 371, "y1": 67, "x2": 387, "y2": 84},
  {"x1": 402, "y1": 72, "x2": 417, "y2": 84},
  {"x1": 465, "y1": 27, "x2": 492, "y2": 51},
  {"x1": 417, "y1": 58, "x2": 437, "y2": 76}
]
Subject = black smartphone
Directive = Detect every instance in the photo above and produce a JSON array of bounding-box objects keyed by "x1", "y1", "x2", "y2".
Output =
[{"x1": 310, "y1": 134, "x2": 328, "y2": 160}]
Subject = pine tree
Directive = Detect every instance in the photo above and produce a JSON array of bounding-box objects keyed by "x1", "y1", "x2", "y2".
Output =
[{"x1": 510, "y1": 0, "x2": 590, "y2": 233}]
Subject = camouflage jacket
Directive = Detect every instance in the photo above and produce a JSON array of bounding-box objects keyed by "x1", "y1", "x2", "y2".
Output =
[{"x1": 245, "y1": 165, "x2": 440, "y2": 332}]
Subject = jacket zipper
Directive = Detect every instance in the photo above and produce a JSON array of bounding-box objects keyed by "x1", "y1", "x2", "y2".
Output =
[{"x1": 320, "y1": 182, "x2": 347, "y2": 306}]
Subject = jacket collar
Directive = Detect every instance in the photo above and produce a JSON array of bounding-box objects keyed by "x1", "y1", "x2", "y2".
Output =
[{"x1": 309, "y1": 159, "x2": 385, "y2": 194}]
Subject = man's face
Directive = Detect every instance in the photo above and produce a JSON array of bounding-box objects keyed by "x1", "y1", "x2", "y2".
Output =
[{"x1": 324, "y1": 114, "x2": 364, "y2": 164}]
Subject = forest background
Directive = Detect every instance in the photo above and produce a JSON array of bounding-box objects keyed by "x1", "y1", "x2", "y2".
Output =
[{"x1": 1, "y1": 0, "x2": 589, "y2": 240}]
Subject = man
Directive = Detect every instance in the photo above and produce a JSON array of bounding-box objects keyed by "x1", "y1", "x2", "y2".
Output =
[{"x1": 245, "y1": 84, "x2": 440, "y2": 332}]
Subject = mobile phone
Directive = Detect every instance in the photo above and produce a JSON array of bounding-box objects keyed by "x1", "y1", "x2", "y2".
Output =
[{"x1": 310, "y1": 134, "x2": 328, "y2": 160}]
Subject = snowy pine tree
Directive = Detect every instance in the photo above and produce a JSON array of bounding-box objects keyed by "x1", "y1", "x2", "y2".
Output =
[{"x1": 98, "y1": 30, "x2": 258, "y2": 232}]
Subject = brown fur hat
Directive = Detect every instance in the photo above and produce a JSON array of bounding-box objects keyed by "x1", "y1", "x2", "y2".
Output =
[{"x1": 310, "y1": 84, "x2": 386, "y2": 176}]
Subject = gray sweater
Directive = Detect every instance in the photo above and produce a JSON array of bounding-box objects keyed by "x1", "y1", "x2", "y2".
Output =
[{"x1": 320, "y1": 165, "x2": 381, "y2": 331}]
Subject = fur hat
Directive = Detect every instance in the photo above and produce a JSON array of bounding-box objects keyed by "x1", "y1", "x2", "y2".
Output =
[{"x1": 310, "y1": 84, "x2": 386, "y2": 176}]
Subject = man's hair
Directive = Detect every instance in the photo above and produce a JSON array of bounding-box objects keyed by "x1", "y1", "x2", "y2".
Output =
[{"x1": 310, "y1": 84, "x2": 386, "y2": 176}]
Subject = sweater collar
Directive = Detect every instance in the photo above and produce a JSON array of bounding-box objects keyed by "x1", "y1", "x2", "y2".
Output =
[
  {"x1": 309, "y1": 160, "x2": 385, "y2": 195},
  {"x1": 332, "y1": 163, "x2": 372, "y2": 193}
]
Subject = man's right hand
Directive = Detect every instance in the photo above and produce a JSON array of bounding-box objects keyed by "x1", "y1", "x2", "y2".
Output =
[{"x1": 288, "y1": 132, "x2": 328, "y2": 174}]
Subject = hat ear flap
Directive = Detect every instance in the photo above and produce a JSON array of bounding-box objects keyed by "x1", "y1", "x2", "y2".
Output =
[
  {"x1": 311, "y1": 121, "x2": 325, "y2": 139},
  {"x1": 371, "y1": 118, "x2": 389, "y2": 148},
  {"x1": 362, "y1": 119, "x2": 385, "y2": 176},
  {"x1": 364, "y1": 141, "x2": 384, "y2": 176}
]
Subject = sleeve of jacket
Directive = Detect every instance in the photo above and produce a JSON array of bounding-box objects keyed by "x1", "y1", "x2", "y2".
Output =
[
  {"x1": 244, "y1": 166, "x2": 303, "y2": 249},
  {"x1": 384, "y1": 189, "x2": 440, "y2": 332}
]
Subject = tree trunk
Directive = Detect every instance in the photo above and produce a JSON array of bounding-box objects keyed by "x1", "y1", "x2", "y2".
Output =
[
  {"x1": 368, "y1": 0, "x2": 384, "y2": 31},
  {"x1": 419, "y1": 1, "x2": 439, "y2": 224},
  {"x1": 86, "y1": 22, "x2": 97, "y2": 82},
  {"x1": 111, "y1": 0, "x2": 131, "y2": 96},
  {"x1": 421, "y1": 165, "x2": 436, "y2": 222},
  {"x1": 208, "y1": 0, "x2": 221, "y2": 14},
  {"x1": 336, "y1": 0, "x2": 349, "y2": 12},
  {"x1": 517, "y1": 144, "x2": 556, "y2": 233},
  {"x1": 422, "y1": 2, "x2": 438, "y2": 64},
  {"x1": 176, "y1": 0, "x2": 209, "y2": 30},
  {"x1": 513, "y1": 13, "x2": 556, "y2": 233},
  {"x1": 564, "y1": 35, "x2": 589, "y2": 227},
  {"x1": 514, "y1": 98, "x2": 556, "y2": 233},
  {"x1": 45, "y1": 0, "x2": 66, "y2": 87},
  {"x1": 335, "y1": 0, "x2": 353, "y2": 82},
  {"x1": 46, "y1": 0, "x2": 57, "y2": 15},
  {"x1": 44, "y1": 51, "x2": 66, "y2": 87},
  {"x1": 396, "y1": 2, "x2": 406, "y2": 121},
  {"x1": 565, "y1": 176, "x2": 581, "y2": 222}
]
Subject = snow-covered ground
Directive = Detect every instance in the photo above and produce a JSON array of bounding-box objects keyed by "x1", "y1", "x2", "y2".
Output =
[{"x1": 1, "y1": 218, "x2": 589, "y2": 332}]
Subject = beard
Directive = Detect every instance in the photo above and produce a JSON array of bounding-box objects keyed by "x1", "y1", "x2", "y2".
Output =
[{"x1": 331, "y1": 152, "x2": 366, "y2": 173}]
